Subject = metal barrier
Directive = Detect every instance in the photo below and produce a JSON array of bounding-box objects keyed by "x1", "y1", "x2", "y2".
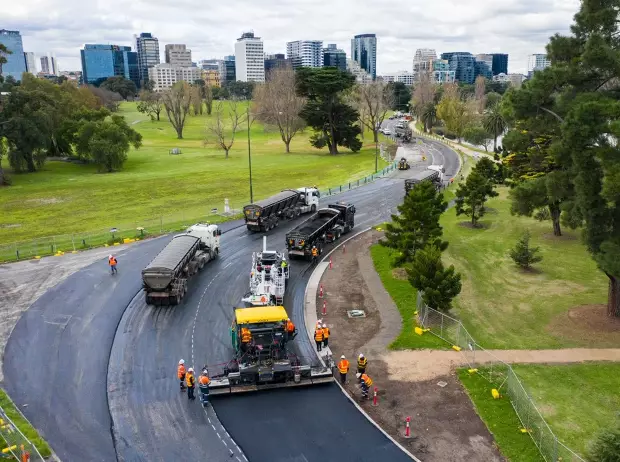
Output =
[
  {"x1": 416, "y1": 293, "x2": 586, "y2": 462},
  {"x1": 0, "y1": 160, "x2": 398, "y2": 264},
  {"x1": 0, "y1": 405, "x2": 45, "y2": 461}
]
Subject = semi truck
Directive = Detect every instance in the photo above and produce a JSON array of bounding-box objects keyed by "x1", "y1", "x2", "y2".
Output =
[
  {"x1": 285, "y1": 202, "x2": 356, "y2": 260},
  {"x1": 243, "y1": 187, "x2": 320, "y2": 232},
  {"x1": 404, "y1": 165, "x2": 446, "y2": 196},
  {"x1": 395, "y1": 123, "x2": 412, "y2": 141},
  {"x1": 141, "y1": 223, "x2": 221, "y2": 306},
  {"x1": 241, "y1": 236, "x2": 289, "y2": 306}
]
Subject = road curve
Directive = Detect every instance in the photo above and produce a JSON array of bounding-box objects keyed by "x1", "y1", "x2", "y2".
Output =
[{"x1": 3, "y1": 139, "x2": 460, "y2": 461}]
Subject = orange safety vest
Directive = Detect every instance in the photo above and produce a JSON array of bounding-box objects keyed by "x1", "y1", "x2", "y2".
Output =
[
  {"x1": 311, "y1": 247, "x2": 318, "y2": 256},
  {"x1": 286, "y1": 320, "x2": 295, "y2": 333},
  {"x1": 337, "y1": 359, "x2": 349, "y2": 374},
  {"x1": 199, "y1": 375, "x2": 210, "y2": 386},
  {"x1": 314, "y1": 329, "x2": 323, "y2": 342},
  {"x1": 241, "y1": 328, "x2": 252, "y2": 343},
  {"x1": 361, "y1": 373, "x2": 373, "y2": 386},
  {"x1": 186, "y1": 373, "x2": 195, "y2": 388},
  {"x1": 177, "y1": 364, "x2": 186, "y2": 379},
  {"x1": 109, "y1": 257, "x2": 117, "y2": 266},
  {"x1": 322, "y1": 327, "x2": 330, "y2": 339}
]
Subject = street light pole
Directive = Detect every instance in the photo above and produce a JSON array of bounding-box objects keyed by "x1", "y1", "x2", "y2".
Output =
[
  {"x1": 375, "y1": 140, "x2": 378, "y2": 173},
  {"x1": 247, "y1": 105, "x2": 253, "y2": 204}
]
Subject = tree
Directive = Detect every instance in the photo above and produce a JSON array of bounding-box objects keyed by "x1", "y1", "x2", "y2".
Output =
[
  {"x1": 224, "y1": 81, "x2": 255, "y2": 100},
  {"x1": 474, "y1": 157, "x2": 499, "y2": 183},
  {"x1": 0, "y1": 44, "x2": 12, "y2": 76},
  {"x1": 89, "y1": 85, "x2": 123, "y2": 111},
  {"x1": 75, "y1": 115, "x2": 142, "y2": 172},
  {"x1": 380, "y1": 180, "x2": 448, "y2": 266},
  {"x1": 587, "y1": 425, "x2": 620, "y2": 462},
  {"x1": 485, "y1": 80, "x2": 509, "y2": 95},
  {"x1": 190, "y1": 86, "x2": 203, "y2": 115},
  {"x1": 206, "y1": 100, "x2": 244, "y2": 158},
  {"x1": 100, "y1": 76, "x2": 137, "y2": 100},
  {"x1": 411, "y1": 72, "x2": 436, "y2": 117},
  {"x1": 482, "y1": 104, "x2": 507, "y2": 152},
  {"x1": 407, "y1": 244, "x2": 462, "y2": 312},
  {"x1": 136, "y1": 90, "x2": 163, "y2": 121},
  {"x1": 204, "y1": 85, "x2": 214, "y2": 115},
  {"x1": 474, "y1": 76, "x2": 487, "y2": 114},
  {"x1": 353, "y1": 81, "x2": 392, "y2": 142},
  {"x1": 455, "y1": 170, "x2": 498, "y2": 226},
  {"x1": 386, "y1": 81, "x2": 411, "y2": 111},
  {"x1": 463, "y1": 125, "x2": 493, "y2": 151},
  {"x1": 161, "y1": 82, "x2": 192, "y2": 139},
  {"x1": 436, "y1": 83, "x2": 476, "y2": 142},
  {"x1": 252, "y1": 68, "x2": 306, "y2": 153},
  {"x1": 296, "y1": 67, "x2": 362, "y2": 155},
  {"x1": 485, "y1": 92, "x2": 502, "y2": 109},
  {"x1": 420, "y1": 102, "x2": 437, "y2": 133},
  {"x1": 509, "y1": 231, "x2": 543, "y2": 269}
]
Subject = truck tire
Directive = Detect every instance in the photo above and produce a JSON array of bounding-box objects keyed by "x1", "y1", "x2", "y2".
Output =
[
  {"x1": 311, "y1": 204, "x2": 316, "y2": 213},
  {"x1": 145, "y1": 295, "x2": 152, "y2": 305}
]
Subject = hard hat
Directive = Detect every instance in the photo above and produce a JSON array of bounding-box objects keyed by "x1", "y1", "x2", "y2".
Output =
[
  {"x1": 322, "y1": 323, "x2": 327, "y2": 328},
  {"x1": 188, "y1": 367, "x2": 194, "y2": 372},
  {"x1": 359, "y1": 354, "x2": 364, "y2": 359},
  {"x1": 108, "y1": 255, "x2": 113, "y2": 259},
  {"x1": 356, "y1": 373, "x2": 361, "y2": 379},
  {"x1": 179, "y1": 359, "x2": 185, "y2": 365},
  {"x1": 340, "y1": 355, "x2": 345, "y2": 359}
]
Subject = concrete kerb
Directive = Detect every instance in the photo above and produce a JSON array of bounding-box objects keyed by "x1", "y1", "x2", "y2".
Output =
[{"x1": 302, "y1": 227, "x2": 422, "y2": 462}]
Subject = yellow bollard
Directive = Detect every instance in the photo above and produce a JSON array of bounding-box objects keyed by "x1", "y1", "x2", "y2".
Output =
[
  {"x1": 491, "y1": 389, "x2": 500, "y2": 399},
  {"x1": 414, "y1": 327, "x2": 424, "y2": 336},
  {"x1": 2, "y1": 445, "x2": 17, "y2": 453},
  {"x1": 468, "y1": 368, "x2": 478, "y2": 374},
  {"x1": 113, "y1": 242, "x2": 120, "y2": 246},
  {"x1": 452, "y1": 345, "x2": 461, "y2": 351},
  {"x1": 34, "y1": 256, "x2": 41, "y2": 259}
]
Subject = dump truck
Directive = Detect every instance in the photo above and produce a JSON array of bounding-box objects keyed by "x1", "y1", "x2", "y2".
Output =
[
  {"x1": 285, "y1": 202, "x2": 356, "y2": 260},
  {"x1": 395, "y1": 123, "x2": 412, "y2": 141},
  {"x1": 404, "y1": 165, "x2": 446, "y2": 196},
  {"x1": 142, "y1": 223, "x2": 221, "y2": 306},
  {"x1": 398, "y1": 157, "x2": 410, "y2": 170},
  {"x1": 241, "y1": 236, "x2": 289, "y2": 306},
  {"x1": 208, "y1": 305, "x2": 333, "y2": 395},
  {"x1": 243, "y1": 187, "x2": 320, "y2": 232}
]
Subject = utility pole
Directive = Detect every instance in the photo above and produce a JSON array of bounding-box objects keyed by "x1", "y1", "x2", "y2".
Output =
[
  {"x1": 375, "y1": 140, "x2": 378, "y2": 173},
  {"x1": 247, "y1": 105, "x2": 254, "y2": 204}
]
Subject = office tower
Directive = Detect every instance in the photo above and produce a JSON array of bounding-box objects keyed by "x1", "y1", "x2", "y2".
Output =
[
  {"x1": 218, "y1": 55, "x2": 236, "y2": 84},
  {"x1": 24, "y1": 52, "x2": 36, "y2": 74},
  {"x1": 135, "y1": 32, "x2": 160, "y2": 85},
  {"x1": 322, "y1": 44, "x2": 346, "y2": 72},
  {"x1": 0, "y1": 29, "x2": 26, "y2": 80},
  {"x1": 40, "y1": 56, "x2": 50, "y2": 74},
  {"x1": 441, "y1": 52, "x2": 476, "y2": 84},
  {"x1": 286, "y1": 40, "x2": 323, "y2": 68},
  {"x1": 491, "y1": 53, "x2": 508, "y2": 76},
  {"x1": 80, "y1": 44, "x2": 139, "y2": 88},
  {"x1": 234, "y1": 31, "x2": 265, "y2": 82},
  {"x1": 165, "y1": 44, "x2": 192, "y2": 67},
  {"x1": 351, "y1": 34, "x2": 377, "y2": 80}
]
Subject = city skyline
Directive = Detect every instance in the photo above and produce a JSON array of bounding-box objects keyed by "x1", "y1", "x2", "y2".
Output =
[{"x1": 2, "y1": 0, "x2": 579, "y2": 75}]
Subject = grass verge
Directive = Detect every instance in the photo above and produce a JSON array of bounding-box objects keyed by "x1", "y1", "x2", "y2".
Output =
[{"x1": 0, "y1": 388, "x2": 52, "y2": 458}]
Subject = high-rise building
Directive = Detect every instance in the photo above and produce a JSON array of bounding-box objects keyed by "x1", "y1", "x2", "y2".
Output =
[
  {"x1": 148, "y1": 63, "x2": 201, "y2": 92},
  {"x1": 165, "y1": 44, "x2": 192, "y2": 67},
  {"x1": 322, "y1": 44, "x2": 346, "y2": 72},
  {"x1": 80, "y1": 44, "x2": 140, "y2": 88},
  {"x1": 412, "y1": 48, "x2": 437, "y2": 74},
  {"x1": 475, "y1": 54, "x2": 493, "y2": 71},
  {"x1": 50, "y1": 55, "x2": 59, "y2": 76},
  {"x1": 198, "y1": 59, "x2": 220, "y2": 71},
  {"x1": 264, "y1": 53, "x2": 292, "y2": 75},
  {"x1": 218, "y1": 55, "x2": 236, "y2": 84},
  {"x1": 234, "y1": 31, "x2": 265, "y2": 82},
  {"x1": 203, "y1": 69, "x2": 221, "y2": 87},
  {"x1": 441, "y1": 52, "x2": 476, "y2": 84},
  {"x1": 351, "y1": 34, "x2": 377, "y2": 80},
  {"x1": 286, "y1": 40, "x2": 323, "y2": 69},
  {"x1": 135, "y1": 32, "x2": 160, "y2": 85},
  {"x1": 528, "y1": 54, "x2": 550, "y2": 72},
  {"x1": 0, "y1": 29, "x2": 26, "y2": 81},
  {"x1": 474, "y1": 58, "x2": 492, "y2": 80},
  {"x1": 381, "y1": 71, "x2": 415, "y2": 86},
  {"x1": 432, "y1": 59, "x2": 455, "y2": 83},
  {"x1": 24, "y1": 52, "x2": 36, "y2": 74},
  {"x1": 491, "y1": 53, "x2": 508, "y2": 76},
  {"x1": 40, "y1": 56, "x2": 50, "y2": 74},
  {"x1": 347, "y1": 58, "x2": 373, "y2": 84}
]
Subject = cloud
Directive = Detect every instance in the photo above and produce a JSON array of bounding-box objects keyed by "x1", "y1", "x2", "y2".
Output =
[{"x1": 4, "y1": 0, "x2": 581, "y2": 74}]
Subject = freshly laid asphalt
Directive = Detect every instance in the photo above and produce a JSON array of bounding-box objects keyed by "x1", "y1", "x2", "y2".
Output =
[{"x1": 3, "y1": 138, "x2": 460, "y2": 462}]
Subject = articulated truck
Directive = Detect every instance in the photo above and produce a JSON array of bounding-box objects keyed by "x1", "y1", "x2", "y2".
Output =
[
  {"x1": 243, "y1": 187, "x2": 320, "y2": 232},
  {"x1": 404, "y1": 165, "x2": 446, "y2": 196},
  {"x1": 141, "y1": 223, "x2": 221, "y2": 306},
  {"x1": 286, "y1": 202, "x2": 356, "y2": 260}
]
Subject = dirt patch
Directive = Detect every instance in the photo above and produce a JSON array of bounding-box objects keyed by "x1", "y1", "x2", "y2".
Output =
[
  {"x1": 457, "y1": 221, "x2": 489, "y2": 230},
  {"x1": 392, "y1": 268, "x2": 408, "y2": 280},
  {"x1": 547, "y1": 304, "x2": 620, "y2": 347},
  {"x1": 322, "y1": 230, "x2": 504, "y2": 462},
  {"x1": 25, "y1": 197, "x2": 64, "y2": 205},
  {"x1": 0, "y1": 224, "x2": 22, "y2": 229},
  {"x1": 541, "y1": 232, "x2": 578, "y2": 241}
]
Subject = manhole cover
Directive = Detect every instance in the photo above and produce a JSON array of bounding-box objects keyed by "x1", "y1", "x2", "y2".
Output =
[
  {"x1": 437, "y1": 381, "x2": 448, "y2": 388},
  {"x1": 347, "y1": 310, "x2": 366, "y2": 318}
]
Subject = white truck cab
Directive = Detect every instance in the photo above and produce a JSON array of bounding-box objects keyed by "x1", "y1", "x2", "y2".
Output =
[
  {"x1": 297, "y1": 187, "x2": 320, "y2": 213},
  {"x1": 428, "y1": 165, "x2": 446, "y2": 183},
  {"x1": 185, "y1": 223, "x2": 221, "y2": 253}
]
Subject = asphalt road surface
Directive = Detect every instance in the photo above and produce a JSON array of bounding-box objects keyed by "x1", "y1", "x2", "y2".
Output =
[{"x1": 3, "y1": 138, "x2": 459, "y2": 462}]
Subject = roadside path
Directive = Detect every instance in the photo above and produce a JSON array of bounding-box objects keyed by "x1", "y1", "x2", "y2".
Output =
[{"x1": 410, "y1": 122, "x2": 496, "y2": 162}]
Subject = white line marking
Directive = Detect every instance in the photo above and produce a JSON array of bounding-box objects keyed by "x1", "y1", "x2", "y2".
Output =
[
  {"x1": 216, "y1": 432, "x2": 221, "y2": 439},
  {"x1": 211, "y1": 424, "x2": 217, "y2": 431}
]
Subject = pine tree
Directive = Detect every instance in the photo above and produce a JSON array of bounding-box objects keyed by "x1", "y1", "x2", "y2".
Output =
[
  {"x1": 455, "y1": 170, "x2": 498, "y2": 226},
  {"x1": 509, "y1": 231, "x2": 543, "y2": 269},
  {"x1": 407, "y1": 245, "x2": 462, "y2": 312},
  {"x1": 588, "y1": 425, "x2": 620, "y2": 462},
  {"x1": 380, "y1": 180, "x2": 448, "y2": 266}
]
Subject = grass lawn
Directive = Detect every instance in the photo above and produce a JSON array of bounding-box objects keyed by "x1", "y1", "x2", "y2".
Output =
[
  {"x1": 0, "y1": 388, "x2": 52, "y2": 458},
  {"x1": 0, "y1": 102, "x2": 388, "y2": 246},
  {"x1": 512, "y1": 362, "x2": 620, "y2": 457},
  {"x1": 441, "y1": 187, "x2": 608, "y2": 349},
  {"x1": 458, "y1": 369, "x2": 544, "y2": 462}
]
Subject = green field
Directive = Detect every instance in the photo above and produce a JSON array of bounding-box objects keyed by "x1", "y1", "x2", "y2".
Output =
[
  {"x1": 441, "y1": 187, "x2": 608, "y2": 349},
  {"x1": 0, "y1": 102, "x2": 388, "y2": 245},
  {"x1": 512, "y1": 363, "x2": 620, "y2": 457}
]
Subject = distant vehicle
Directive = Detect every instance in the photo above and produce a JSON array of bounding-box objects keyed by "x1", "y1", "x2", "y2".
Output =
[
  {"x1": 404, "y1": 165, "x2": 446, "y2": 196},
  {"x1": 398, "y1": 157, "x2": 410, "y2": 170},
  {"x1": 395, "y1": 124, "x2": 412, "y2": 141},
  {"x1": 243, "y1": 187, "x2": 320, "y2": 232},
  {"x1": 383, "y1": 129, "x2": 392, "y2": 136}
]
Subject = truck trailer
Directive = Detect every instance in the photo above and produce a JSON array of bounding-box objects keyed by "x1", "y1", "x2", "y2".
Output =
[
  {"x1": 141, "y1": 223, "x2": 221, "y2": 306},
  {"x1": 404, "y1": 165, "x2": 445, "y2": 196},
  {"x1": 286, "y1": 202, "x2": 356, "y2": 260},
  {"x1": 243, "y1": 187, "x2": 320, "y2": 232}
]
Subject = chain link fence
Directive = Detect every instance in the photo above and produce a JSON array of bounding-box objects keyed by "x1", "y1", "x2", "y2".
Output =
[
  {"x1": 0, "y1": 160, "x2": 398, "y2": 264},
  {"x1": 0, "y1": 406, "x2": 45, "y2": 462},
  {"x1": 416, "y1": 293, "x2": 586, "y2": 462}
]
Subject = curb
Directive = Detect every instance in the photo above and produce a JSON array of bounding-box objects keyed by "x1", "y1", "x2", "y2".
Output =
[{"x1": 302, "y1": 227, "x2": 422, "y2": 462}]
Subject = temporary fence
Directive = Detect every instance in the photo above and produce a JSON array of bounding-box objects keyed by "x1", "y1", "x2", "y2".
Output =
[
  {"x1": 0, "y1": 160, "x2": 398, "y2": 264},
  {"x1": 416, "y1": 293, "x2": 586, "y2": 462},
  {"x1": 0, "y1": 405, "x2": 45, "y2": 462}
]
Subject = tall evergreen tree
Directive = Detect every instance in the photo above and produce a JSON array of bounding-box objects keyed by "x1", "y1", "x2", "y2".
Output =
[
  {"x1": 380, "y1": 180, "x2": 448, "y2": 266},
  {"x1": 455, "y1": 169, "x2": 498, "y2": 226}
]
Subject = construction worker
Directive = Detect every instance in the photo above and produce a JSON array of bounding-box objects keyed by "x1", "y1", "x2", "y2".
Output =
[
  {"x1": 311, "y1": 245, "x2": 319, "y2": 264},
  {"x1": 198, "y1": 368, "x2": 210, "y2": 405},
  {"x1": 186, "y1": 367, "x2": 196, "y2": 400},
  {"x1": 280, "y1": 258, "x2": 288, "y2": 277},
  {"x1": 357, "y1": 354, "x2": 368, "y2": 374},
  {"x1": 356, "y1": 372, "x2": 373, "y2": 399},
  {"x1": 322, "y1": 323, "x2": 330, "y2": 348},
  {"x1": 240, "y1": 327, "x2": 252, "y2": 352},
  {"x1": 177, "y1": 359, "x2": 186, "y2": 391},
  {"x1": 108, "y1": 255, "x2": 118, "y2": 275},
  {"x1": 337, "y1": 355, "x2": 350, "y2": 385},
  {"x1": 286, "y1": 318, "x2": 296, "y2": 340},
  {"x1": 314, "y1": 325, "x2": 324, "y2": 352}
]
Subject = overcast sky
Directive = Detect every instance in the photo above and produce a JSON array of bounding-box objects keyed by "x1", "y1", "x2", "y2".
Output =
[{"x1": 5, "y1": 0, "x2": 580, "y2": 75}]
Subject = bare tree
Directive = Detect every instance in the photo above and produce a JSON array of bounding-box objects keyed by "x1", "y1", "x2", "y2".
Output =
[
  {"x1": 206, "y1": 100, "x2": 244, "y2": 158},
  {"x1": 474, "y1": 76, "x2": 487, "y2": 114},
  {"x1": 411, "y1": 71, "x2": 436, "y2": 117},
  {"x1": 353, "y1": 81, "x2": 393, "y2": 142},
  {"x1": 190, "y1": 86, "x2": 203, "y2": 115},
  {"x1": 252, "y1": 68, "x2": 306, "y2": 153},
  {"x1": 204, "y1": 85, "x2": 214, "y2": 115},
  {"x1": 161, "y1": 82, "x2": 192, "y2": 139}
]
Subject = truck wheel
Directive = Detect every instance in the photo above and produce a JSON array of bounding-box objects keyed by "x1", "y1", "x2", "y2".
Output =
[
  {"x1": 145, "y1": 295, "x2": 152, "y2": 305},
  {"x1": 311, "y1": 204, "x2": 316, "y2": 213}
]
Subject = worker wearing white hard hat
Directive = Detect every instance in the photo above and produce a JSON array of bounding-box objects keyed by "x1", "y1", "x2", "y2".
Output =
[
  {"x1": 177, "y1": 359, "x2": 187, "y2": 391},
  {"x1": 108, "y1": 254, "x2": 118, "y2": 275},
  {"x1": 337, "y1": 355, "x2": 350, "y2": 385},
  {"x1": 357, "y1": 354, "x2": 367, "y2": 374},
  {"x1": 321, "y1": 323, "x2": 330, "y2": 348}
]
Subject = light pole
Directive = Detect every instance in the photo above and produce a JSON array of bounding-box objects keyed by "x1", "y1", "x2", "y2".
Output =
[
  {"x1": 375, "y1": 140, "x2": 378, "y2": 173},
  {"x1": 247, "y1": 105, "x2": 253, "y2": 204}
]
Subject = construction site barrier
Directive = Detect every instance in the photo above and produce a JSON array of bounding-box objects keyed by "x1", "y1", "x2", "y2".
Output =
[
  {"x1": 416, "y1": 293, "x2": 585, "y2": 462},
  {"x1": 0, "y1": 405, "x2": 45, "y2": 462}
]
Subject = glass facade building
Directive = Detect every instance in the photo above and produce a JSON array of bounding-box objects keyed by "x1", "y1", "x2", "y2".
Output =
[
  {"x1": 351, "y1": 34, "x2": 377, "y2": 80},
  {"x1": 135, "y1": 32, "x2": 160, "y2": 86},
  {"x1": 219, "y1": 55, "x2": 236, "y2": 84},
  {"x1": 323, "y1": 44, "x2": 347, "y2": 72},
  {"x1": 441, "y1": 52, "x2": 476, "y2": 84},
  {"x1": 491, "y1": 53, "x2": 508, "y2": 76},
  {"x1": 0, "y1": 29, "x2": 26, "y2": 81},
  {"x1": 81, "y1": 44, "x2": 139, "y2": 87}
]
